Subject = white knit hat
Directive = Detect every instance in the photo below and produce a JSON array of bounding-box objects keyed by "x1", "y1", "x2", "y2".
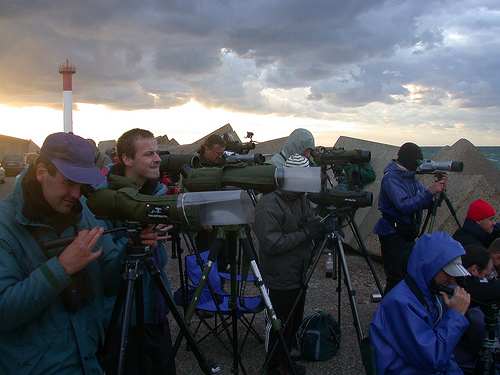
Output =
[{"x1": 285, "y1": 154, "x2": 310, "y2": 168}]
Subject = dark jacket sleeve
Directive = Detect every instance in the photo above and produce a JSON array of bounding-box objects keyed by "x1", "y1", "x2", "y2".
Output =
[
  {"x1": 255, "y1": 205, "x2": 307, "y2": 256},
  {"x1": 0, "y1": 242, "x2": 71, "y2": 332},
  {"x1": 383, "y1": 175, "x2": 433, "y2": 215}
]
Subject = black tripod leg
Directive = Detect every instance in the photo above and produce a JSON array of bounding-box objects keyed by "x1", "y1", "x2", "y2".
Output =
[
  {"x1": 443, "y1": 192, "x2": 462, "y2": 229},
  {"x1": 260, "y1": 237, "x2": 328, "y2": 375},
  {"x1": 348, "y1": 216, "x2": 384, "y2": 295},
  {"x1": 135, "y1": 276, "x2": 145, "y2": 373},
  {"x1": 228, "y1": 232, "x2": 247, "y2": 375},
  {"x1": 335, "y1": 236, "x2": 364, "y2": 345},
  {"x1": 239, "y1": 233, "x2": 298, "y2": 375},
  {"x1": 144, "y1": 257, "x2": 214, "y2": 375},
  {"x1": 117, "y1": 261, "x2": 140, "y2": 375},
  {"x1": 420, "y1": 208, "x2": 433, "y2": 236}
]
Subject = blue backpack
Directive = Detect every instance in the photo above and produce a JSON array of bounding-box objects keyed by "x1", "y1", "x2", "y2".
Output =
[{"x1": 296, "y1": 311, "x2": 341, "y2": 361}]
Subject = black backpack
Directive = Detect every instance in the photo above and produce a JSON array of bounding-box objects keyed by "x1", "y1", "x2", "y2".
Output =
[{"x1": 296, "y1": 311, "x2": 341, "y2": 361}]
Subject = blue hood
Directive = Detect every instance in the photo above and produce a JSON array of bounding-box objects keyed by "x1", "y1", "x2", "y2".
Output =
[
  {"x1": 407, "y1": 232, "x2": 466, "y2": 300},
  {"x1": 370, "y1": 232, "x2": 469, "y2": 375}
]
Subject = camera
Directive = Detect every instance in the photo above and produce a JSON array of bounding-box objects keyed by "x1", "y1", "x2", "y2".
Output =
[
  {"x1": 311, "y1": 147, "x2": 371, "y2": 166},
  {"x1": 416, "y1": 160, "x2": 464, "y2": 174}
]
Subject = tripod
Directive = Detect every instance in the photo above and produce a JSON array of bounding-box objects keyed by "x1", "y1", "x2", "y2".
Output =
[
  {"x1": 174, "y1": 225, "x2": 298, "y2": 375},
  {"x1": 102, "y1": 223, "x2": 215, "y2": 375},
  {"x1": 475, "y1": 304, "x2": 499, "y2": 375},
  {"x1": 262, "y1": 211, "x2": 383, "y2": 374},
  {"x1": 420, "y1": 175, "x2": 461, "y2": 235}
]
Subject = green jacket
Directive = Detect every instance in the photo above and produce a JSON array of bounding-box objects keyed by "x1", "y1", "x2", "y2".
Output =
[{"x1": 0, "y1": 173, "x2": 122, "y2": 374}]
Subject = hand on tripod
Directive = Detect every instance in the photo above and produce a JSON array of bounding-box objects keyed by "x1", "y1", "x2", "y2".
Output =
[
  {"x1": 428, "y1": 174, "x2": 448, "y2": 195},
  {"x1": 302, "y1": 218, "x2": 330, "y2": 240},
  {"x1": 58, "y1": 227, "x2": 104, "y2": 275},
  {"x1": 139, "y1": 224, "x2": 173, "y2": 246}
]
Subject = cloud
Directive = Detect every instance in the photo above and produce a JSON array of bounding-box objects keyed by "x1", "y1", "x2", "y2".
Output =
[{"x1": 0, "y1": 0, "x2": 499, "y2": 138}]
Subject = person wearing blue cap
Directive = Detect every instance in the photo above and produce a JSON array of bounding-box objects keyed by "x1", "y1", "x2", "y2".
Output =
[
  {"x1": 0, "y1": 132, "x2": 123, "y2": 374},
  {"x1": 370, "y1": 232, "x2": 471, "y2": 375}
]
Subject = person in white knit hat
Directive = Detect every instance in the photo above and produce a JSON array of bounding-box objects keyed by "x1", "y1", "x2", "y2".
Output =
[{"x1": 256, "y1": 154, "x2": 327, "y2": 375}]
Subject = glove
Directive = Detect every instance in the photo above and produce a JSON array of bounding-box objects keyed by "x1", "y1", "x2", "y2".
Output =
[{"x1": 302, "y1": 218, "x2": 328, "y2": 240}]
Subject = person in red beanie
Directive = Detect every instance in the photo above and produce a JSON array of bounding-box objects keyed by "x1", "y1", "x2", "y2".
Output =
[{"x1": 453, "y1": 199, "x2": 500, "y2": 249}]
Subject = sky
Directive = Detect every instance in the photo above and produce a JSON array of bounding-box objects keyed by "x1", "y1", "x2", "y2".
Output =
[{"x1": 1, "y1": 0, "x2": 500, "y2": 147}]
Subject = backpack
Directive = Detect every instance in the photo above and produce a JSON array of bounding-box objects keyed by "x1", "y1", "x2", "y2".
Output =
[{"x1": 296, "y1": 311, "x2": 341, "y2": 361}]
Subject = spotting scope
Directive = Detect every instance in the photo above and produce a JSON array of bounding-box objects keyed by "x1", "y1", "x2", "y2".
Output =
[
  {"x1": 416, "y1": 160, "x2": 464, "y2": 174},
  {"x1": 87, "y1": 188, "x2": 255, "y2": 228},
  {"x1": 159, "y1": 151, "x2": 200, "y2": 176},
  {"x1": 312, "y1": 147, "x2": 371, "y2": 165},
  {"x1": 182, "y1": 164, "x2": 321, "y2": 193},
  {"x1": 307, "y1": 189, "x2": 373, "y2": 209},
  {"x1": 223, "y1": 151, "x2": 266, "y2": 164}
]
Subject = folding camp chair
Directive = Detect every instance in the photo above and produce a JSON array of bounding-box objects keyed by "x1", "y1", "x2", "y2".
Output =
[{"x1": 174, "y1": 251, "x2": 264, "y2": 353}]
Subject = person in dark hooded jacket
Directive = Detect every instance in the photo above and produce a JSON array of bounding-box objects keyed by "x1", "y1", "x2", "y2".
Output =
[
  {"x1": 374, "y1": 142, "x2": 446, "y2": 292},
  {"x1": 256, "y1": 154, "x2": 328, "y2": 375},
  {"x1": 370, "y1": 232, "x2": 471, "y2": 375},
  {"x1": 453, "y1": 199, "x2": 500, "y2": 250}
]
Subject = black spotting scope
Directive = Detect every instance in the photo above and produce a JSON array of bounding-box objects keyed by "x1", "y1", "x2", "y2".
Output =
[
  {"x1": 159, "y1": 151, "x2": 200, "y2": 176},
  {"x1": 416, "y1": 160, "x2": 464, "y2": 174},
  {"x1": 307, "y1": 189, "x2": 373, "y2": 209},
  {"x1": 223, "y1": 152, "x2": 266, "y2": 164},
  {"x1": 312, "y1": 147, "x2": 371, "y2": 165}
]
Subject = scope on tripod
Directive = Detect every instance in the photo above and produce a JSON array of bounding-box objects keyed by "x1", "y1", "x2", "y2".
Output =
[
  {"x1": 416, "y1": 159, "x2": 464, "y2": 174},
  {"x1": 224, "y1": 141, "x2": 256, "y2": 154},
  {"x1": 223, "y1": 151, "x2": 265, "y2": 164},
  {"x1": 182, "y1": 164, "x2": 321, "y2": 193},
  {"x1": 87, "y1": 188, "x2": 254, "y2": 227},
  {"x1": 311, "y1": 147, "x2": 371, "y2": 165},
  {"x1": 159, "y1": 151, "x2": 200, "y2": 176},
  {"x1": 307, "y1": 189, "x2": 373, "y2": 209}
]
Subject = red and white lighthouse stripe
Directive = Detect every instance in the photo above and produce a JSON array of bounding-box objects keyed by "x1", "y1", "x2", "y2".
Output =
[{"x1": 58, "y1": 59, "x2": 76, "y2": 133}]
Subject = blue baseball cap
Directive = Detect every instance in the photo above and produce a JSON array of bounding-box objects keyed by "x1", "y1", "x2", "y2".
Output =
[{"x1": 39, "y1": 132, "x2": 105, "y2": 186}]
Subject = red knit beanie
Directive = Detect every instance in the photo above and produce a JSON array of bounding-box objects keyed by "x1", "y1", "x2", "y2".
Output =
[{"x1": 466, "y1": 199, "x2": 496, "y2": 222}]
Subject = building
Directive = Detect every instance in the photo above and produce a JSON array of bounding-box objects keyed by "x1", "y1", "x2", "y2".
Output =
[{"x1": 0, "y1": 134, "x2": 40, "y2": 159}]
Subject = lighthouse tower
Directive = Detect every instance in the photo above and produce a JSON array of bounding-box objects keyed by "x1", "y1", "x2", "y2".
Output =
[{"x1": 58, "y1": 59, "x2": 76, "y2": 133}]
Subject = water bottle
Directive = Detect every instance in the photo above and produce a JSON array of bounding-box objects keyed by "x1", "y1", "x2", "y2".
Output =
[{"x1": 325, "y1": 252, "x2": 334, "y2": 278}]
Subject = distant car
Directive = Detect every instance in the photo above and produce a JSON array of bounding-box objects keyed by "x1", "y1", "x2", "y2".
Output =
[
  {"x1": 0, "y1": 165, "x2": 5, "y2": 183},
  {"x1": 2, "y1": 154, "x2": 25, "y2": 176}
]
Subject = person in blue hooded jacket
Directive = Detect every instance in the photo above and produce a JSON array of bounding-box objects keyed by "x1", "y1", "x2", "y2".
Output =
[
  {"x1": 374, "y1": 142, "x2": 447, "y2": 292},
  {"x1": 0, "y1": 132, "x2": 123, "y2": 375},
  {"x1": 370, "y1": 232, "x2": 471, "y2": 375},
  {"x1": 100, "y1": 128, "x2": 176, "y2": 375}
]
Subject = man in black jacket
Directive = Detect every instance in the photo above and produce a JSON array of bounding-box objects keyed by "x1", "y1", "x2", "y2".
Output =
[
  {"x1": 454, "y1": 199, "x2": 500, "y2": 249},
  {"x1": 255, "y1": 154, "x2": 328, "y2": 375}
]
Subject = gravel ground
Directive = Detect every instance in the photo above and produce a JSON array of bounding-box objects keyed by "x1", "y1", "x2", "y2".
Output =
[{"x1": 166, "y1": 242, "x2": 384, "y2": 375}]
